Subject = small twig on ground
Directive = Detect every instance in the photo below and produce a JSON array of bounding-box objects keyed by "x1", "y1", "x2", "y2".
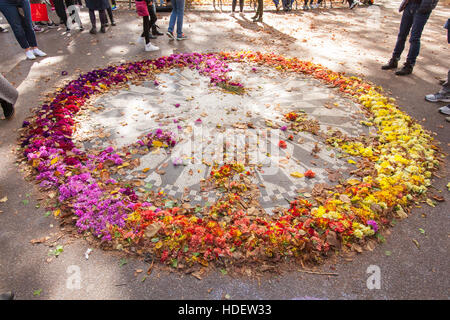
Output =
[{"x1": 298, "y1": 269, "x2": 339, "y2": 276}]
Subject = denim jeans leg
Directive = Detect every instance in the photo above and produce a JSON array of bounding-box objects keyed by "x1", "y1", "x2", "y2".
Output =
[
  {"x1": 0, "y1": 4, "x2": 30, "y2": 49},
  {"x1": 176, "y1": 0, "x2": 184, "y2": 38},
  {"x1": 406, "y1": 11, "x2": 430, "y2": 65},
  {"x1": 392, "y1": 4, "x2": 415, "y2": 59},
  {"x1": 20, "y1": 0, "x2": 37, "y2": 47},
  {"x1": 168, "y1": 0, "x2": 178, "y2": 33}
]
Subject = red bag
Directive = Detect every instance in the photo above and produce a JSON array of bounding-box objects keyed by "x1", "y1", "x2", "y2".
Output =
[
  {"x1": 30, "y1": 3, "x2": 49, "y2": 22},
  {"x1": 135, "y1": 1, "x2": 149, "y2": 17}
]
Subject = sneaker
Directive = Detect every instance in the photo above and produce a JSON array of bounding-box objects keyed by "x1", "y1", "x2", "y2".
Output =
[
  {"x1": 32, "y1": 48, "x2": 47, "y2": 57},
  {"x1": 90, "y1": 28, "x2": 97, "y2": 34},
  {"x1": 176, "y1": 33, "x2": 188, "y2": 40},
  {"x1": 439, "y1": 105, "x2": 450, "y2": 115},
  {"x1": 166, "y1": 31, "x2": 175, "y2": 40},
  {"x1": 303, "y1": 5, "x2": 308, "y2": 9},
  {"x1": 47, "y1": 22, "x2": 58, "y2": 28},
  {"x1": 425, "y1": 92, "x2": 450, "y2": 103},
  {"x1": 33, "y1": 25, "x2": 43, "y2": 32},
  {"x1": 0, "y1": 27, "x2": 8, "y2": 33},
  {"x1": 111, "y1": 5, "x2": 117, "y2": 10},
  {"x1": 145, "y1": 42, "x2": 160, "y2": 51},
  {"x1": 25, "y1": 50, "x2": 36, "y2": 60},
  {"x1": 350, "y1": 1, "x2": 358, "y2": 9},
  {"x1": 100, "y1": 25, "x2": 106, "y2": 33}
]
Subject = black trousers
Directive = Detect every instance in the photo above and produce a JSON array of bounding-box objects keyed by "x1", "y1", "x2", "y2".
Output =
[
  {"x1": 141, "y1": 3, "x2": 157, "y2": 44},
  {"x1": 53, "y1": 0, "x2": 68, "y2": 26},
  {"x1": 89, "y1": 9, "x2": 107, "y2": 28},
  {"x1": 232, "y1": 0, "x2": 243, "y2": 12}
]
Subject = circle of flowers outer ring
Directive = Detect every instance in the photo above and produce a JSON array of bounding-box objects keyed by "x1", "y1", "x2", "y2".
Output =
[{"x1": 19, "y1": 51, "x2": 440, "y2": 267}]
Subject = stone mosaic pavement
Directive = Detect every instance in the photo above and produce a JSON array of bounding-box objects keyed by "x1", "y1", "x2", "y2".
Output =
[{"x1": 74, "y1": 62, "x2": 373, "y2": 212}]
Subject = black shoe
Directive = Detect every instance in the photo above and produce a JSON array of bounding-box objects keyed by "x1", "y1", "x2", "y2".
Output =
[
  {"x1": 152, "y1": 25, "x2": 163, "y2": 36},
  {"x1": 104, "y1": 22, "x2": 109, "y2": 27},
  {"x1": 100, "y1": 25, "x2": 106, "y2": 33},
  {"x1": 395, "y1": 62, "x2": 413, "y2": 76},
  {"x1": 0, "y1": 291, "x2": 14, "y2": 300},
  {"x1": 1, "y1": 102, "x2": 15, "y2": 120},
  {"x1": 381, "y1": 58, "x2": 398, "y2": 70},
  {"x1": 149, "y1": 34, "x2": 157, "y2": 39},
  {"x1": 111, "y1": 22, "x2": 116, "y2": 26},
  {"x1": 90, "y1": 27, "x2": 97, "y2": 34}
]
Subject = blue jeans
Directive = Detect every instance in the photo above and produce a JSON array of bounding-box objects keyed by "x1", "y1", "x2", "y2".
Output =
[
  {"x1": 168, "y1": 0, "x2": 184, "y2": 38},
  {"x1": 0, "y1": 0, "x2": 37, "y2": 49},
  {"x1": 392, "y1": 2, "x2": 431, "y2": 65}
]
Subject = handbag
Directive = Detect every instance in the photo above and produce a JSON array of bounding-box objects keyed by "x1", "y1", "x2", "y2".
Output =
[
  {"x1": 135, "y1": 1, "x2": 149, "y2": 17},
  {"x1": 30, "y1": 3, "x2": 49, "y2": 22}
]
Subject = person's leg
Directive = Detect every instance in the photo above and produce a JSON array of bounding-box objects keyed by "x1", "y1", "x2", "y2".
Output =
[
  {"x1": 106, "y1": 6, "x2": 114, "y2": 24},
  {"x1": 99, "y1": 9, "x2": 107, "y2": 31},
  {"x1": 239, "y1": 0, "x2": 244, "y2": 12},
  {"x1": 168, "y1": 0, "x2": 178, "y2": 34},
  {"x1": 0, "y1": 4, "x2": 31, "y2": 49},
  {"x1": 175, "y1": 0, "x2": 184, "y2": 38},
  {"x1": 20, "y1": 0, "x2": 39, "y2": 46},
  {"x1": 151, "y1": 2, "x2": 162, "y2": 35},
  {"x1": 89, "y1": 8, "x2": 97, "y2": 33},
  {"x1": 143, "y1": 15, "x2": 150, "y2": 44},
  {"x1": 392, "y1": 3, "x2": 415, "y2": 60},
  {"x1": 232, "y1": 0, "x2": 237, "y2": 12},
  {"x1": 405, "y1": 9, "x2": 431, "y2": 66},
  {"x1": 53, "y1": 0, "x2": 68, "y2": 27}
]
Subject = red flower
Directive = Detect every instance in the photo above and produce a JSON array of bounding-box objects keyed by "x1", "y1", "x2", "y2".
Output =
[
  {"x1": 279, "y1": 140, "x2": 287, "y2": 149},
  {"x1": 304, "y1": 170, "x2": 316, "y2": 179}
]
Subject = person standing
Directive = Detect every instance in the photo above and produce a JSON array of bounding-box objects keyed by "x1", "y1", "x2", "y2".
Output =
[
  {"x1": 252, "y1": 0, "x2": 263, "y2": 22},
  {"x1": 53, "y1": 0, "x2": 69, "y2": 31},
  {"x1": 231, "y1": 0, "x2": 243, "y2": 15},
  {"x1": 136, "y1": 0, "x2": 159, "y2": 51},
  {"x1": 0, "y1": 0, "x2": 47, "y2": 60},
  {"x1": 424, "y1": 18, "x2": 450, "y2": 120},
  {"x1": 381, "y1": 0, "x2": 439, "y2": 76},
  {"x1": 85, "y1": 0, "x2": 109, "y2": 34},
  {"x1": 166, "y1": 0, "x2": 186, "y2": 40},
  {"x1": 0, "y1": 73, "x2": 19, "y2": 120}
]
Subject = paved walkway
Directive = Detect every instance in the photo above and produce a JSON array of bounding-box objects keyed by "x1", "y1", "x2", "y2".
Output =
[{"x1": 0, "y1": 1, "x2": 448, "y2": 299}]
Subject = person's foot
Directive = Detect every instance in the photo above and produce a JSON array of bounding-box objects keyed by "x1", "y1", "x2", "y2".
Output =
[
  {"x1": 176, "y1": 33, "x2": 188, "y2": 40},
  {"x1": 149, "y1": 34, "x2": 157, "y2": 39},
  {"x1": 253, "y1": 17, "x2": 263, "y2": 22},
  {"x1": 111, "y1": 22, "x2": 116, "y2": 26},
  {"x1": 90, "y1": 27, "x2": 97, "y2": 34},
  {"x1": 79, "y1": 25, "x2": 84, "y2": 31},
  {"x1": 1, "y1": 102, "x2": 15, "y2": 120},
  {"x1": 425, "y1": 92, "x2": 450, "y2": 103},
  {"x1": 439, "y1": 105, "x2": 450, "y2": 115},
  {"x1": 0, "y1": 291, "x2": 14, "y2": 300},
  {"x1": 0, "y1": 26, "x2": 8, "y2": 33},
  {"x1": 47, "y1": 22, "x2": 58, "y2": 28},
  {"x1": 350, "y1": 1, "x2": 358, "y2": 9},
  {"x1": 100, "y1": 25, "x2": 106, "y2": 33},
  {"x1": 446, "y1": 116, "x2": 450, "y2": 122},
  {"x1": 104, "y1": 22, "x2": 109, "y2": 27},
  {"x1": 25, "y1": 50, "x2": 36, "y2": 60},
  {"x1": 33, "y1": 48, "x2": 47, "y2": 57},
  {"x1": 395, "y1": 62, "x2": 413, "y2": 76},
  {"x1": 381, "y1": 58, "x2": 398, "y2": 70},
  {"x1": 33, "y1": 25, "x2": 43, "y2": 32},
  {"x1": 111, "y1": 5, "x2": 117, "y2": 10},
  {"x1": 152, "y1": 25, "x2": 164, "y2": 36},
  {"x1": 145, "y1": 42, "x2": 160, "y2": 51},
  {"x1": 166, "y1": 31, "x2": 175, "y2": 40}
]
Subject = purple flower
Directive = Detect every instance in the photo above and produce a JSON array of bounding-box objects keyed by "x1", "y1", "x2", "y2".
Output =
[{"x1": 367, "y1": 220, "x2": 378, "y2": 233}]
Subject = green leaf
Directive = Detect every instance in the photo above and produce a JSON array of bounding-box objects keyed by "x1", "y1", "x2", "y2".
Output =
[
  {"x1": 385, "y1": 250, "x2": 392, "y2": 256},
  {"x1": 220, "y1": 269, "x2": 228, "y2": 275},
  {"x1": 33, "y1": 289, "x2": 42, "y2": 296},
  {"x1": 44, "y1": 211, "x2": 51, "y2": 217},
  {"x1": 183, "y1": 245, "x2": 189, "y2": 253},
  {"x1": 419, "y1": 228, "x2": 425, "y2": 234},
  {"x1": 165, "y1": 200, "x2": 175, "y2": 208},
  {"x1": 119, "y1": 258, "x2": 128, "y2": 267},
  {"x1": 145, "y1": 183, "x2": 153, "y2": 189},
  {"x1": 194, "y1": 207, "x2": 202, "y2": 213},
  {"x1": 22, "y1": 199, "x2": 29, "y2": 205},
  {"x1": 151, "y1": 237, "x2": 160, "y2": 243},
  {"x1": 192, "y1": 252, "x2": 200, "y2": 257},
  {"x1": 171, "y1": 258, "x2": 178, "y2": 268},
  {"x1": 48, "y1": 245, "x2": 64, "y2": 257}
]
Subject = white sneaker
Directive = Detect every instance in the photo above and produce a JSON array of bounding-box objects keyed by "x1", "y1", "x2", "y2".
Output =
[
  {"x1": 137, "y1": 36, "x2": 144, "y2": 44},
  {"x1": 25, "y1": 50, "x2": 36, "y2": 60},
  {"x1": 33, "y1": 48, "x2": 47, "y2": 57},
  {"x1": 144, "y1": 42, "x2": 159, "y2": 52}
]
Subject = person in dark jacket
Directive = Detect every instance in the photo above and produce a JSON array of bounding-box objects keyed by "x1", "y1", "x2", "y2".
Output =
[
  {"x1": 0, "y1": 73, "x2": 19, "y2": 120},
  {"x1": 86, "y1": 0, "x2": 109, "y2": 34},
  {"x1": 381, "y1": 0, "x2": 439, "y2": 76},
  {"x1": 252, "y1": 0, "x2": 263, "y2": 22}
]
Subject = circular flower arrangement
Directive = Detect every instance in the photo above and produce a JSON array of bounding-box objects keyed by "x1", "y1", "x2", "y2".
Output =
[{"x1": 19, "y1": 52, "x2": 441, "y2": 270}]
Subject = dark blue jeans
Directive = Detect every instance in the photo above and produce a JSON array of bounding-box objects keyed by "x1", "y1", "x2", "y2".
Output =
[
  {"x1": 0, "y1": 0, "x2": 37, "y2": 49},
  {"x1": 392, "y1": 2, "x2": 431, "y2": 65}
]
